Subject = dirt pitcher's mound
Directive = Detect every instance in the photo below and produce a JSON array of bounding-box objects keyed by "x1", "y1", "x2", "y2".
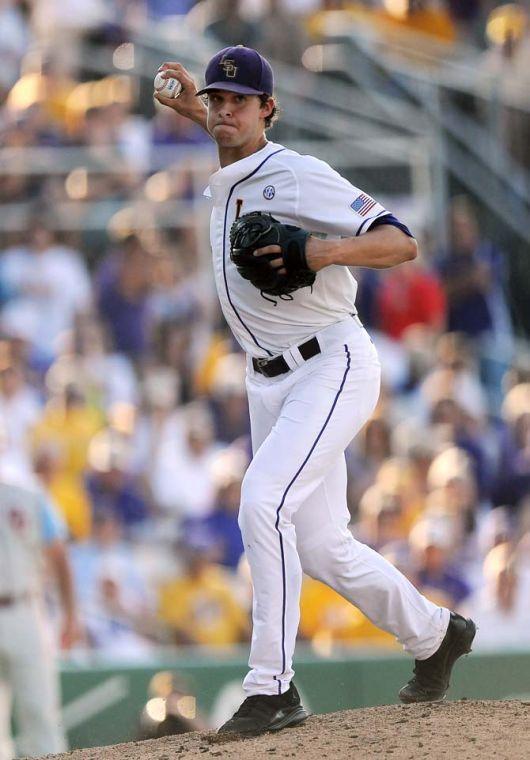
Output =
[{"x1": 45, "y1": 700, "x2": 530, "y2": 760}]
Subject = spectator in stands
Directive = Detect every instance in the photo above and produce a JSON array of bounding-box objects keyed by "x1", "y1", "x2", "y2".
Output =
[
  {"x1": 70, "y1": 511, "x2": 155, "y2": 657},
  {"x1": 471, "y1": 504, "x2": 515, "y2": 589},
  {"x1": 151, "y1": 106, "x2": 212, "y2": 148},
  {"x1": 157, "y1": 527, "x2": 250, "y2": 645},
  {"x1": 346, "y1": 416, "x2": 392, "y2": 514},
  {"x1": 353, "y1": 268, "x2": 380, "y2": 331},
  {"x1": 153, "y1": 317, "x2": 198, "y2": 403},
  {"x1": 6, "y1": 57, "x2": 75, "y2": 140},
  {"x1": 354, "y1": 483, "x2": 409, "y2": 554},
  {"x1": 419, "y1": 332, "x2": 488, "y2": 423},
  {"x1": 71, "y1": 104, "x2": 142, "y2": 200},
  {"x1": 32, "y1": 383, "x2": 103, "y2": 539},
  {"x1": 376, "y1": 258, "x2": 446, "y2": 341},
  {"x1": 86, "y1": 427, "x2": 150, "y2": 532},
  {"x1": 150, "y1": 402, "x2": 222, "y2": 523},
  {"x1": 493, "y1": 383, "x2": 530, "y2": 512},
  {"x1": 0, "y1": 219, "x2": 92, "y2": 366},
  {"x1": 0, "y1": 355, "x2": 42, "y2": 475},
  {"x1": 426, "y1": 446, "x2": 481, "y2": 540},
  {"x1": 46, "y1": 316, "x2": 139, "y2": 411},
  {"x1": 209, "y1": 353, "x2": 250, "y2": 444},
  {"x1": 182, "y1": 446, "x2": 247, "y2": 570},
  {"x1": 97, "y1": 234, "x2": 153, "y2": 360},
  {"x1": 437, "y1": 196, "x2": 512, "y2": 345},
  {"x1": 376, "y1": 456, "x2": 427, "y2": 533},
  {"x1": 461, "y1": 542, "x2": 530, "y2": 649},
  {"x1": 0, "y1": 118, "x2": 38, "y2": 203},
  {"x1": 429, "y1": 396, "x2": 491, "y2": 499},
  {"x1": 148, "y1": 241, "x2": 204, "y2": 329},
  {"x1": 106, "y1": 98, "x2": 151, "y2": 174},
  {"x1": 299, "y1": 574, "x2": 397, "y2": 649},
  {"x1": 128, "y1": 363, "x2": 180, "y2": 480},
  {"x1": 409, "y1": 517, "x2": 471, "y2": 609},
  {"x1": 397, "y1": 325, "x2": 440, "y2": 395},
  {"x1": 391, "y1": 421, "x2": 437, "y2": 497}
]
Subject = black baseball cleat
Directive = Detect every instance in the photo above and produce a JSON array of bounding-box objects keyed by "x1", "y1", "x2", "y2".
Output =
[
  {"x1": 217, "y1": 682, "x2": 309, "y2": 736},
  {"x1": 399, "y1": 612, "x2": 477, "y2": 704}
]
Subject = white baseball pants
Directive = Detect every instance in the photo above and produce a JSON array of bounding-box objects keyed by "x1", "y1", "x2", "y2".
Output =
[
  {"x1": 240, "y1": 316, "x2": 450, "y2": 696},
  {"x1": 0, "y1": 599, "x2": 66, "y2": 759}
]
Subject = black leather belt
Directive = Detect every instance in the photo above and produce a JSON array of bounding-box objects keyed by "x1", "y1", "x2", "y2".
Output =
[{"x1": 252, "y1": 337, "x2": 321, "y2": 378}]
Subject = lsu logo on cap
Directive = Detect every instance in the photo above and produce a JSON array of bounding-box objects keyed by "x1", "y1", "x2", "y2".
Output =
[{"x1": 220, "y1": 58, "x2": 237, "y2": 78}]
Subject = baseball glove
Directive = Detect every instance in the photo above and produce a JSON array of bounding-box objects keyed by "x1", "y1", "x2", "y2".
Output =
[{"x1": 229, "y1": 211, "x2": 316, "y2": 300}]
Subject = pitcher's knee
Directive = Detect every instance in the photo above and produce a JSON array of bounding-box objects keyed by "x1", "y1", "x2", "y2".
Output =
[
  {"x1": 298, "y1": 541, "x2": 328, "y2": 581},
  {"x1": 239, "y1": 467, "x2": 290, "y2": 536},
  {"x1": 241, "y1": 465, "x2": 265, "y2": 504},
  {"x1": 239, "y1": 471, "x2": 270, "y2": 533},
  {"x1": 299, "y1": 528, "x2": 363, "y2": 582}
]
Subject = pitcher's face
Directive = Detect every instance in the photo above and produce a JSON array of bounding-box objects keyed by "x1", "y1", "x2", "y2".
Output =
[{"x1": 206, "y1": 91, "x2": 271, "y2": 148}]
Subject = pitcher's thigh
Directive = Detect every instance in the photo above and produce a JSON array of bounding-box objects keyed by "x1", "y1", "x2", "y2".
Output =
[
  {"x1": 240, "y1": 357, "x2": 380, "y2": 525},
  {"x1": 294, "y1": 456, "x2": 350, "y2": 547}
]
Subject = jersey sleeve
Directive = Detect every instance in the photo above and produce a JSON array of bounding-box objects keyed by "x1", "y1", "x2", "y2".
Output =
[
  {"x1": 40, "y1": 494, "x2": 67, "y2": 544},
  {"x1": 292, "y1": 156, "x2": 389, "y2": 238}
]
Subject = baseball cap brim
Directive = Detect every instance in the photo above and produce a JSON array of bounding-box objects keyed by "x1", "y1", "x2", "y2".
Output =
[{"x1": 196, "y1": 82, "x2": 269, "y2": 96}]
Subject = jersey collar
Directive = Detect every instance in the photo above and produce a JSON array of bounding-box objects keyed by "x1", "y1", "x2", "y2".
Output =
[{"x1": 207, "y1": 141, "x2": 283, "y2": 189}]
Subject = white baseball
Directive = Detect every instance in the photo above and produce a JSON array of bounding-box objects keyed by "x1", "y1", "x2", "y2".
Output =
[{"x1": 154, "y1": 72, "x2": 182, "y2": 99}]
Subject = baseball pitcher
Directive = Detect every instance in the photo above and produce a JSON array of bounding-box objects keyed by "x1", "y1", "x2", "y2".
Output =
[{"x1": 155, "y1": 45, "x2": 476, "y2": 736}]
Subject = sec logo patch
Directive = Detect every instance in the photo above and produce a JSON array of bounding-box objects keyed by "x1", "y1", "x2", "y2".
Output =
[{"x1": 263, "y1": 185, "x2": 275, "y2": 200}]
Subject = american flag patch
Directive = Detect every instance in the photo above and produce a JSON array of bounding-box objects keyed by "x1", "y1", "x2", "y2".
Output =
[{"x1": 350, "y1": 193, "x2": 377, "y2": 216}]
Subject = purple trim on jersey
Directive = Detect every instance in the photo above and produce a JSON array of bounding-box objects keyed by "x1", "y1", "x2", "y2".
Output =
[
  {"x1": 273, "y1": 343, "x2": 351, "y2": 684},
  {"x1": 222, "y1": 148, "x2": 286, "y2": 357},
  {"x1": 356, "y1": 211, "x2": 414, "y2": 239},
  {"x1": 356, "y1": 209, "x2": 388, "y2": 237},
  {"x1": 368, "y1": 212, "x2": 414, "y2": 238}
]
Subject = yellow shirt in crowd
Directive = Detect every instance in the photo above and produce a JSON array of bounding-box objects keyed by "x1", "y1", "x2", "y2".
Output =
[
  {"x1": 158, "y1": 567, "x2": 249, "y2": 646},
  {"x1": 300, "y1": 577, "x2": 398, "y2": 648},
  {"x1": 32, "y1": 404, "x2": 103, "y2": 540}
]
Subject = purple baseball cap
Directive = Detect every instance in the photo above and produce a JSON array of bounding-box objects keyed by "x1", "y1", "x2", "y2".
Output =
[{"x1": 196, "y1": 46, "x2": 274, "y2": 97}]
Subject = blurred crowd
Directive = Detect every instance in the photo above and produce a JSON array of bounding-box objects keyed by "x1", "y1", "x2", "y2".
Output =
[
  {"x1": 0, "y1": 198, "x2": 528, "y2": 658},
  {"x1": 2, "y1": 2, "x2": 530, "y2": 98},
  {"x1": 0, "y1": 0, "x2": 530, "y2": 663},
  {"x1": 2, "y1": 0, "x2": 530, "y2": 233}
]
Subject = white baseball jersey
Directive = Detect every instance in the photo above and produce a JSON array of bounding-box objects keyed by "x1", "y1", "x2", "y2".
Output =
[
  {"x1": 0, "y1": 475, "x2": 68, "y2": 759},
  {"x1": 205, "y1": 140, "x2": 388, "y2": 357},
  {"x1": 0, "y1": 476, "x2": 66, "y2": 596}
]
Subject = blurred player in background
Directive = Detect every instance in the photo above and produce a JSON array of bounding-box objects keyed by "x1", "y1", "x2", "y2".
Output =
[{"x1": 0, "y1": 423, "x2": 79, "y2": 759}]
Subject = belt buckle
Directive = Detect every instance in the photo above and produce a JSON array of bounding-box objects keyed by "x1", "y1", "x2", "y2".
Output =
[{"x1": 256, "y1": 358, "x2": 269, "y2": 369}]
